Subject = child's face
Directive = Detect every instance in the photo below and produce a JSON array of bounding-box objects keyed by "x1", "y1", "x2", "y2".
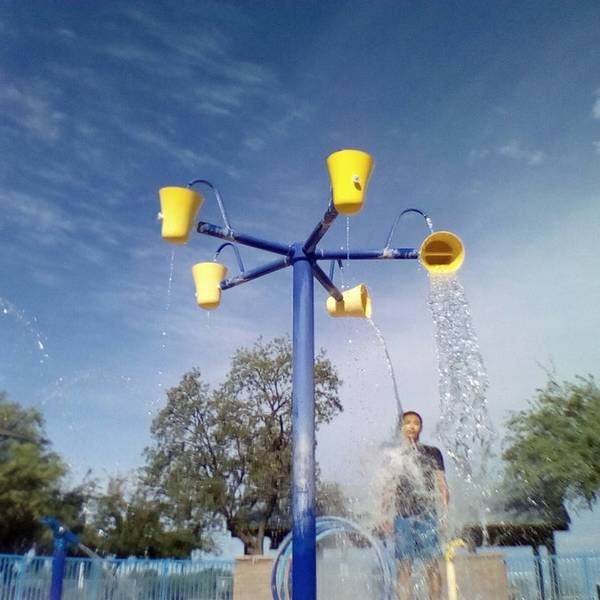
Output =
[{"x1": 402, "y1": 414, "x2": 422, "y2": 442}]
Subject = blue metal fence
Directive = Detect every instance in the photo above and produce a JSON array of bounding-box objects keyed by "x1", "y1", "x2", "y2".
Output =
[
  {"x1": 505, "y1": 553, "x2": 600, "y2": 600},
  {"x1": 3, "y1": 552, "x2": 600, "y2": 599},
  {"x1": 0, "y1": 555, "x2": 233, "y2": 600}
]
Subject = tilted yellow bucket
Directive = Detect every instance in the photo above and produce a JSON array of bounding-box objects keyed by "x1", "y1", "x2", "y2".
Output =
[
  {"x1": 326, "y1": 284, "x2": 372, "y2": 318},
  {"x1": 192, "y1": 262, "x2": 228, "y2": 310},
  {"x1": 419, "y1": 231, "x2": 465, "y2": 274},
  {"x1": 159, "y1": 187, "x2": 203, "y2": 244},
  {"x1": 326, "y1": 149, "x2": 374, "y2": 215}
]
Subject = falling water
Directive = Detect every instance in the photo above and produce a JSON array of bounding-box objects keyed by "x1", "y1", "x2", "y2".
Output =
[
  {"x1": 165, "y1": 248, "x2": 176, "y2": 313},
  {"x1": 367, "y1": 319, "x2": 404, "y2": 419},
  {"x1": 428, "y1": 273, "x2": 495, "y2": 530},
  {"x1": 338, "y1": 256, "x2": 346, "y2": 290},
  {"x1": 424, "y1": 215, "x2": 434, "y2": 233},
  {"x1": 157, "y1": 249, "x2": 176, "y2": 393},
  {"x1": 160, "y1": 249, "x2": 176, "y2": 352},
  {"x1": 346, "y1": 217, "x2": 351, "y2": 262}
]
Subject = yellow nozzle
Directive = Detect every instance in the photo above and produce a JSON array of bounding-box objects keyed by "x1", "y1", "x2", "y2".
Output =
[
  {"x1": 445, "y1": 538, "x2": 467, "y2": 600},
  {"x1": 326, "y1": 284, "x2": 372, "y2": 318},
  {"x1": 444, "y1": 538, "x2": 467, "y2": 562},
  {"x1": 419, "y1": 231, "x2": 465, "y2": 274},
  {"x1": 159, "y1": 187, "x2": 203, "y2": 244},
  {"x1": 192, "y1": 262, "x2": 228, "y2": 310},
  {"x1": 326, "y1": 149, "x2": 374, "y2": 216}
]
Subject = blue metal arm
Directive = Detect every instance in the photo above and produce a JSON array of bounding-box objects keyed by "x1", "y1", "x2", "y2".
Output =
[
  {"x1": 197, "y1": 221, "x2": 290, "y2": 256},
  {"x1": 311, "y1": 263, "x2": 343, "y2": 301},
  {"x1": 303, "y1": 201, "x2": 338, "y2": 254},
  {"x1": 315, "y1": 248, "x2": 419, "y2": 260},
  {"x1": 42, "y1": 517, "x2": 81, "y2": 547},
  {"x1": 220, "y1": 257, "x2": 291, "y2": 290}
]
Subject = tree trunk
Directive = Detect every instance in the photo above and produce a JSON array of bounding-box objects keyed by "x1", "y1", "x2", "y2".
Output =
[
  {"x1": 245, "y1": 522, "x2": 265, "y2": 555},
  {"x1": 229, "y1": 520, "x2": 265, "y2": 555}
]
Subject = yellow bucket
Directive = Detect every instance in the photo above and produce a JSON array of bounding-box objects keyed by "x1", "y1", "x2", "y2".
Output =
[
  {"x1": 419, "y1": 231, "x2": 465, "y2": 274},
  {"x1": 326, "y1": 284, "x2": 372, "y2": 318},
  {"x1": 192, "y1": 262, "x2": 228, "y2": 310},
  {"x1": 326, "y1": 149, "x2": 374, "y2": 215},
  {"x1": 159, "y1": 186, "x2": 203, "y2": 244}
]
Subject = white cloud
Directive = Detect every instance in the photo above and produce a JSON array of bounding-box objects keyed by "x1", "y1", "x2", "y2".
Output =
[
  {"x1": 243, "y1": 136, "x2": 265, "y2": 151},
  {"x1": 593, "y1": 141, "x2": 600, "y2": 155},
  {"x1": 55, "y1": 27, "x2": 76, "y2": 39},
  {"x1": 0, "y1": 73, "x2": 65, "y2": 140},
  {"x1": 0, "y1": 189, "x2": 76, "y2": 243},
  {"x1": 592, "y1": 89, "x2": 600, "y2": 119},
  {"x1": 497, "y1": 140, "x2": 545, "y2": 166},
  {"x1": 467, "y1": 148, "x2": 490, "y2": 163}
]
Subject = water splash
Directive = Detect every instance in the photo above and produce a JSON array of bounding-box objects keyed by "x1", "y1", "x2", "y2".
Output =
[
  {"x1": 428, "y1": 273, "x2": 495, "y2": 525},
  {"x1": 367, "y1": 319, "x2": 403, "y2": 419},
  {"x1": 0, "y1": 297, "x2": 49, "y2": 363}
]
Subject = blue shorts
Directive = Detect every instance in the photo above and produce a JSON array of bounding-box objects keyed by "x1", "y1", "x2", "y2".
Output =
[{"x1": 394, "y1": 514, "x2": 441, "y2": 561}]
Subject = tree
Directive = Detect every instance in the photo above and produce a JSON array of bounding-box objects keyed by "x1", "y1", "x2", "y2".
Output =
[
  {"x1": 0, "y1": 393, "x2": 67, "y2": 552},
  {"x1": 502, "y1": 375, "x2": 600, "y2": 521},
  {"x1": 145, "y1": 337, "x2": 343, "y2": 554},
  {"x1": 84, "y1": 476, "x2": 208, "y2": 558},
  {"x1": 316, "y1": 481, "x2": 350, "y2": 518}
]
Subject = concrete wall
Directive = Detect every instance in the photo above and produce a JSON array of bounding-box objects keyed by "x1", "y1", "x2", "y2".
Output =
[
  {"x1": 233, "y1": 556, "x2": 274, "y2": 600},
  {"x1": 232, "y1": 552, "x2": 509, "y2": 599},
  {"x1": 443, "y1": 553, "x2": 510, "y2": 600}
]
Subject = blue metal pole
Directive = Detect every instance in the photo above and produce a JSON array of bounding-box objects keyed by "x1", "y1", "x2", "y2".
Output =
[
  {"x1": 291, "y1": 243, "x2": 316, "y2": 600},
  {"x1": 50, "y1": 534, "x2": 67, "y2": 600}
]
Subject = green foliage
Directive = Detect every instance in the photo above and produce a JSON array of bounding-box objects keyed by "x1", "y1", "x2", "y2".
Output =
[
  {"x1": 144, "y1": 337, "x2": 343, "y2": 554},
  {"x1": 84, "y1": 477, "x2": 208, "y2": 558},
  {"x1": 316, "y1": 481, "x2": 350, "y2": 518},
  {"x1": 0, "y1": 393, "x2": 67, "y2": 552},
  {"x1": 502, "y1": 375, "x2": 600, "y2": 519}
]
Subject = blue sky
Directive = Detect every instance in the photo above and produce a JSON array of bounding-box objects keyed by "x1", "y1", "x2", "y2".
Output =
[{"x1": 1, "y1": 1, "x2": 600, "y2": 551}]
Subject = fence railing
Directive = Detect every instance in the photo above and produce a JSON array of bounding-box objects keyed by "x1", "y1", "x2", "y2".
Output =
[
  {"x1": 2, "y1": 551, "x2": 600, "y2": 599},
  {"x1": 505, "y1": 553, "x2": 600, "y2": 600},
  {"x1": 0, "y1": 554, "x2": 234, "y2": 600}
]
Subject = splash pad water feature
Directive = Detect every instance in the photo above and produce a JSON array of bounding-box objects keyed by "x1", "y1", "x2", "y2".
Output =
[{"x1": 158, "y1": 149, "x2": 464, "y2": 600}]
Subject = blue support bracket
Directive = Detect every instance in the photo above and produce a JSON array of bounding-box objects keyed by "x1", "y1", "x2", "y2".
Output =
[
  {"x1": 168, "y1": 169, "x2": 442, "y2": 600},
  {"x1": 193, "y1": 215, "x2": 419, "y2": 600},
  {"x1": 42, "y1": 518, "x2": 81, "y2": 600}
]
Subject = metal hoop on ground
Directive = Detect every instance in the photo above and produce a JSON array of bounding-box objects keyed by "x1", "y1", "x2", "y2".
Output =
[{"x1": 271, "y1": 516, "x2": 395, "y2": 600}]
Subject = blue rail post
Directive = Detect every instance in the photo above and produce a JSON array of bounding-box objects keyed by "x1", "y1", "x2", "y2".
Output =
[
  {"x1": 291, "y1": 244, "x2": 316, "y2": 597},
  {"x1": 49, "y1": 533, "x2": 67, "y2": 600},
  {"x1": 42, "y1": 517, "x2": 82, "y2": 600}
]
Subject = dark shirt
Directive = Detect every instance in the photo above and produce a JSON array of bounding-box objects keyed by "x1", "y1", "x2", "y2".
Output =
[{"x1": 395, "y1": 443, "x2": 445, "y2": 518}]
